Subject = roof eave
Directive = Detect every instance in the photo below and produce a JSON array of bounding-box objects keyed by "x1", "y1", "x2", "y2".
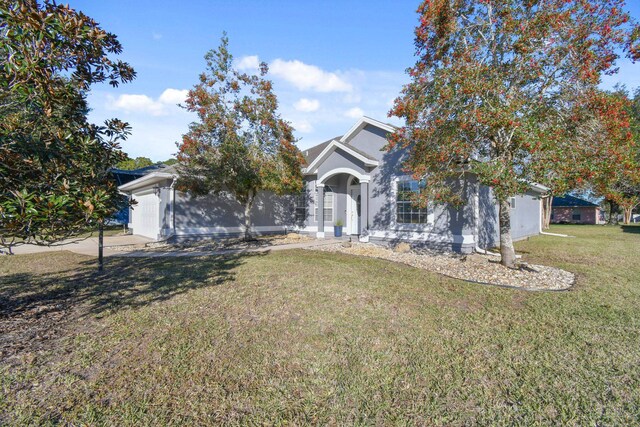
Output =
[
  {"x1": 118, "y1": 172, "x2": 176, "y2": 192},
  {"x1": 339, "y1": 116, "x2": 397, "y2": 144}
]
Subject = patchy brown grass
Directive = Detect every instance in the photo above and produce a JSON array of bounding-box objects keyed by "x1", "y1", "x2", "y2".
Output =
[{"x1": 1, "y1": 225, "x2": 639, "y2": 425}]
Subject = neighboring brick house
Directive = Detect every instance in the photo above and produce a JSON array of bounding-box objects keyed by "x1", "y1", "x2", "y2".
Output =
[{"x1": 551, "y1": 195, "x2": 603, "y2": 224}]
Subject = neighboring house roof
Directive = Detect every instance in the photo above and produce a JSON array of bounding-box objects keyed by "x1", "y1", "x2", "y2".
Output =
[{"x1": 552, "y1": 195, "x2": 599, "y2": 208}]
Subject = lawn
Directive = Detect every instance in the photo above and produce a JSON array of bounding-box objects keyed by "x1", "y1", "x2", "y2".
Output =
[{"x1": 1, "y1": 225, "x2": 639, "y2": 425}]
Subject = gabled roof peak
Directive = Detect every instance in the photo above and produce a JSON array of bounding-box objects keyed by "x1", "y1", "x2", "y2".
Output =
[{"x1": 339, "y1": 116, "x2": 397, "y2": 144}]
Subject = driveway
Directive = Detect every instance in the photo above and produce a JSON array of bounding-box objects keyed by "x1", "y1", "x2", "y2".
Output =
[{"x1": 7, "y1": 234, "x2": 154, "y2": 257}]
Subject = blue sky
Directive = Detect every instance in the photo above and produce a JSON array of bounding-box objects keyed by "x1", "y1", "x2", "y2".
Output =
[{"x1": 70, "y1": 0, "x2": 640, "y2": 161}]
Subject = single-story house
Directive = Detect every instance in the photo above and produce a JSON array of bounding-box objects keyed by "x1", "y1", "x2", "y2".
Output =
[
  {"x1": 551, "y1": 195, "x2": 603, "y2": 225},
  {"x1": 109, "y1": 164, "x2": 172, "y2": 225},
  {"x1": 118, "y1": 117, "x2": 547, "y2": 253}
]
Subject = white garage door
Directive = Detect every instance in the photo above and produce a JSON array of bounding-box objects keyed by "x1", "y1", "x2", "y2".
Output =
[{"x1": 131, "y1": 192, "x2": 160, "y2": 239}]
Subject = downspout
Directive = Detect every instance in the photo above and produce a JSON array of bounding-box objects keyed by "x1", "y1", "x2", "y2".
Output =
[
  {"x1": 157, "y1": 176, "x2": 178, "y2": 243},
  {"x1": 474, "y1": 184, "x2": 521, "y2": 258},
  {"x1": 538, "y1": 193, "x2": 573, "y2": 238},
  {"x1": 168, "y1": 176, "x2": 177, "y2": 240}
]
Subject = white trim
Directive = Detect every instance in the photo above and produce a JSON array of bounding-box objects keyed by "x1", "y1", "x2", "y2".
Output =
[
  {"x1": 304, "y1": 139, "x2": 379, "y2": 174},
  {"x1": 314, "y1": 185, "x2": 335, "y2": 223},
  {"x1": 169, "y1": 225, "x2": 290, "y2": 235},
  {"x1": 527, "y1": 182, "x2": 550, "y2": 193},
  {"x1": 339, "y1": 116, "x2": 397, "y2": 144},
  {"x1": 346, "y1": 175, "x2": 360, "y2": 235},
  {"x1": 392, "y1": 176, "x2": 435, "y2": 227},
  {"x1": 290, "y1": 225, "x2": 317, "y2": 233},
  {"x1": 368, "y1": 230, "x2": 475, "y2": 244},
  {"x1": 118, "y1": 172, "x2": 176, "y2": 192},
  {"x1": 318, "y1": 168, "x2": 370, "y2": 185}
]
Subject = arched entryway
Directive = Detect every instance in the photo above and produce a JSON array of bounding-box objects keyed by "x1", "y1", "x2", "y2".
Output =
[{"x1": 316, "y1": 168, "x2": 370, "y2": 242}]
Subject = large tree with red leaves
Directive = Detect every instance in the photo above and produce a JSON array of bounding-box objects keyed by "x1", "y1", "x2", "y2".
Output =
[
  {"x1": 177, "y1": 35, "x2": 304, "y2": 239},
  {"x1": 589, "y1": 88, "x2": 640, "y2": 224},
  {"x1": 390, "y1": 0, "x2": 639, "y2": 267}
]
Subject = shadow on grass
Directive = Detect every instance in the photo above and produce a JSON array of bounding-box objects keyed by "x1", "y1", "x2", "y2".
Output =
[
  {"x1": 0, "y1": 252, "x2": 266, "y2": 320},
  {"x1": 621, "y1": 224, "x2": 640, "y2": 234}
]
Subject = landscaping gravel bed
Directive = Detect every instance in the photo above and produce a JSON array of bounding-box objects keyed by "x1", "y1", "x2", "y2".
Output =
[{"x1": 311, "y1": 242, "x2": 575, "y2": 291}]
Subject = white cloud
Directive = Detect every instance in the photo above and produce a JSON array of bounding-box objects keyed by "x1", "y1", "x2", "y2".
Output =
[
  {"x1": 159, "y1": 88, "x2": 188, "y2": 105},
  {"x1": 107, "y1": 88, "x2": 188, "y2": 116},
  {"x1": 152, "y1": 32, "x2": 162, "y2": 40},
  {"x1": 345, "y1": 107, "x2": 364, "y2": 119},
  {"x1": 292, "y1": 119, "x2": 313, "y2": 133},
  {"x1": 293, "y1": 98, "x2": 320, "y2": 112},
  {"x1": 270, "y1": 59, "x2": 352, "y2": 93},
  {"x1": 236, "y1": 55, "x2": 261, "y2": 71}
]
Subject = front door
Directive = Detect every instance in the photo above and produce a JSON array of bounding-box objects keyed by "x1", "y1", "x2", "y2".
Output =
[{"x1": 348, "y1": 187, "x2": 361, "y2": 235}]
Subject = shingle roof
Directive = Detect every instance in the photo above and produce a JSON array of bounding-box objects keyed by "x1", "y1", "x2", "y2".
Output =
[
  {"x1": 552, "y1": 195, "x2": 599, "y2": 208},
  {"x1": 302, "y1": 137, "x2": 339, "y2": 165}
]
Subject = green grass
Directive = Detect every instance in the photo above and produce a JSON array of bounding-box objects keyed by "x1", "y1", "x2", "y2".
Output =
[{"x1": 1, "y1": 225, "x2": 639, "y2": 425}]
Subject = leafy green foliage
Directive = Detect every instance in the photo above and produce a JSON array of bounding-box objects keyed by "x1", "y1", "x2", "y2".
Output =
[
  {"x1": 177, "y1": 34, "x2": 304, "y2": 237},
  {"x1": 116, "y1": 156, "x2": 154, "y2": 170},
  {"x1": 0, "y1": 0, "x2": 135, "y2": 252}
]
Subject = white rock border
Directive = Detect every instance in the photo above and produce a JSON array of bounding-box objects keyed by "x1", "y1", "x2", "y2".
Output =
[{"x1": 309, "y1": 242, "x2": 575, "y2": 291}]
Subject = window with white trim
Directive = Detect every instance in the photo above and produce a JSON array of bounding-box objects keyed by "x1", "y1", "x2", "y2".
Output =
[
  {"x1": 396, "y1": 180, "x2": 429, "y2": 224},
  {"x1": 510, "y1": 197, "x2": 517, "y2": 209},
  {"x1": 294, "y1": 188, "x2": 307, "y2": 223},
  {"x1": 314, "y1": 186, "x2": 334, "y2": 222}
]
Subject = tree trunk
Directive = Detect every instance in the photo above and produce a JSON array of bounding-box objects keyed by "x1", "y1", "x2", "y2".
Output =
[
  {"x1": 98, "y1": 221, "x2": 104, "y2": 272},
  {"x1": 623, "y1": 207, "x2": 632, "y2": 224},
  {"x1": 499, "y1": 199, "x2": 516, "y2": 268},
  {"x1": 607, "y1": 199, "x2": 619, "y2": 224},
  {"x1": 541, "y1": 195, "x2": 553, "y2": 230},
  {"x1": 243, "y1": 190, "x2": 255, "y2": 241}
]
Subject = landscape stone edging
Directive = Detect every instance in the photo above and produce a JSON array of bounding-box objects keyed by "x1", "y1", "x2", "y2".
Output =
[{"x1": 308, "y1": 242, "x2": 575, "y2": 292}]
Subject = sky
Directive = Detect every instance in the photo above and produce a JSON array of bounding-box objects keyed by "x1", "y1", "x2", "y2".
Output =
[{"x1": 69, "y1": 0, "x2": 640, "y2": 162}]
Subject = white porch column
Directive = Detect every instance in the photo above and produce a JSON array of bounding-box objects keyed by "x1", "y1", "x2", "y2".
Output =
[
  {"x1": 316, "y1": 183, "x2": 325, "y2": 238},
  {"x1": 359, "y1": 180, "x2": 369, "y2": 242}
]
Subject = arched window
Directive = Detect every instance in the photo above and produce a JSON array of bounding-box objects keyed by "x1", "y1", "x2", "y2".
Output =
[{"x1": 314, "y1": 185, "x2": 334, "y2": 222}]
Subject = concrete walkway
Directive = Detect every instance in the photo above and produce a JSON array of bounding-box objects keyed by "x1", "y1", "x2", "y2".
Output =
[
  {"x1": 8, "y1": 234, "x2": 154, "y2": 257},
  {"x1": 114, "y1": 238, "x2": 346, "y2": 258}
]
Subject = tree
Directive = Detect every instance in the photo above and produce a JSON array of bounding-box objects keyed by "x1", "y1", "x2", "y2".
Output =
[
  {"x1": 390, "y1": 0, "x2": 639, "y2": 267},
  {"x1": 0, "y1": 0, "x2": 135, "y2": 260},
  {"x1": 116, "y1": 156, "x2": 154, "y2": 170},
  {"x1": 589, "y1": 88, "x2": 640, "y2": 224},
  {"x1": 177, "y1": 35, "x2": 304, "y2": 239}
]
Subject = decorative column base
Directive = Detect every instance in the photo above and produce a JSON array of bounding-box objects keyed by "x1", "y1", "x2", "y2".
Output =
[
  {"x1": 316, "y1": 231, "x2": 325, "y2": 239},
  {"x1": 358, "y1": 235, "x2": 369, "y2": 243}
]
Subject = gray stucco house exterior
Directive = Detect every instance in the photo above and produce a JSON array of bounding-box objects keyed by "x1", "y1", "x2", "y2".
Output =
[{"x1": 118, "y1": 117, "x2": 547, "y2": 253}]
